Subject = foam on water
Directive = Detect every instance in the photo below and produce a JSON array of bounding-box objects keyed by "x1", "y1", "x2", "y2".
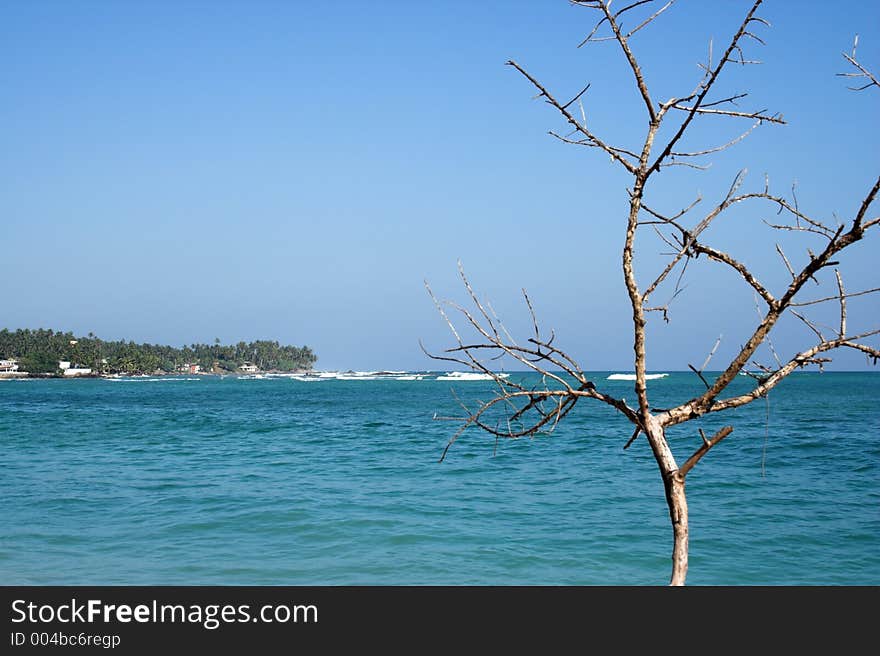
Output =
[
  {"x1": 108, "y1": 377, "x2": 203, "y2": 382},
  {"x1": 607, "y1": 373, "x2": 669, "y2": 381},
  {"x1": 436, "y1": 371, "x2": 510, "y2": 381}
]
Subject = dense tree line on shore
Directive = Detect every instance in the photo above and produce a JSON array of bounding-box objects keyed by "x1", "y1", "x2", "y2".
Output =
[{"x1": 0, "y1": 328, "x2": 317, "y2": 375}]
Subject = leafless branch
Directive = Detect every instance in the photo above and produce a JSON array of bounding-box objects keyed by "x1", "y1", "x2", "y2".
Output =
[
  {"x1": 677, "y1": 426, "x2": 734, "y2": 477},
  {"x1": 699, "y1": 92, "x2": 749, "y2": 108},
  {"x1": 853, "y1": 175, "x2": 880, "y2": 230},
  {"x1": 597, "y1": 1, "x2": 657, "y2": 122},
  {"x1": 775, "y1": 243, "x2": 796, "y2": 280},
  {"x1": 427, "y1": 263, "x2": 651, "y2": 458},
  {"x1": 640, "y1": 195, "x2": 703, "y2": 225},
  {"x1": 660, "y1": 160, "x2": 712, "y2": 170},
  {"x1": 626, "y1": 0, "x2": 674, "y2": 38},
  {"x1": 663, "y1": 328, "x2": 880, "y2": 428},
  {"x1": 643, "y1": 172, "x2": 784, "y2": 305},
  {"x1": 763, "y1": 221, "x2": 837, "y2": 239},
  {"x1": 623, "y1": 426, "x2": 642, "y2": 450},
  {"x1": 836, "y1": 270, "x2": 847, "y2": 338},
  {"x1": 689, "y1": 241, "x2": 776, "y2": 306},
  {"x1": 548, "y1": 131, "x2": 641, "y2": 162},
  {"x1": 648, "y1": 1, "x2": 782, "y2": 174},
  {"x1": 670, "y1": 119, "x2": 761, "y2": 158},
  {"x1": 669, "y1": 104, "x2": 784, "y2": 125},
  {"x1": 790, "y1": 286, "x2": 880, "y2": 307},
  {"x1": 485, "y1": 299, "x2": 519, "y2": 349},
  {"x1": 791, "y1": 310, "x2": 826, "y2": 343},
  {"x1": 662, "y1": 171, "x2": 880, "y2": 428},
  {"x1": 507, "y1": 60, "x2": 639, "y2": 174},
  {"x1": 687, "y1": 335, "x2": 722, "y2": 390},
  {"x1": 753, "y1": 293, "x2": 782, "y2": 369},
  {"x1": 651, "y1": 225, "x2": 682, "y2": 251},
  {"x1": 561, "y1": 82, "x2": 591, "y2": 110},
  {"x1": 761, "y1": 199, "x2": 837, "y2": 241},
  {"x1": 838, "y1": 35, "x2": 879, "y2": 91},
  {"x1": 704, "y1": 329, "x2": 880, "y2": 416}
]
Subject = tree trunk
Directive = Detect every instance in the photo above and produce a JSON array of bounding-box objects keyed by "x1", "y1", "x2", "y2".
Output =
[
  {"x1": 643, "y1": 414, "x2": 689, "y2": 585},
  {"x1": 665, "y1": 474, "x2": 689, "y2": 586}
]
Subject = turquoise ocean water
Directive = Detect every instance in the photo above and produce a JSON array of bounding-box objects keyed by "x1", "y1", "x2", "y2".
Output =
[{"x1": 1, "y1": 372, "x2": 877, "y2": 585}]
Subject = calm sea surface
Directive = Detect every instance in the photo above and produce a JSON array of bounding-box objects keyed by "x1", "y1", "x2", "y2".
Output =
[{"x1": 1, "y1": 372, "x2": 877, "y2": 585}]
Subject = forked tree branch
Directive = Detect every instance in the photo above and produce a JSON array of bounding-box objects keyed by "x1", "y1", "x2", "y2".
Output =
[
  {"x1": 688, "y1": 335, "x2": 722, "y2": 389},
  {"x1": 662, "y1": 329, "x2": 880, "y2": 427},
  {"x1": 425, "y1": 264, "x2": 645, "y2": 459},
  {"x1": 663, "y1": 173, "x2": 880, "y2": 421},
  {"x1": 837, "y1": 35, "x2": 879, "y2": 91},
  {"x1": 506, "y1": 59, "x2": 638, "y2": 174},
  {"x1": 648, "y1": 0, "x2": 775, "y2": 174},
  {"x1": 597, "y1": 1, "x2": 658, "y2": 122},
  {"x1": 689, "y1": 242, "x2": 776, "y2": 306},
  {"x1": 676, "y1": 426, "x2": 734, "y2": 478}
]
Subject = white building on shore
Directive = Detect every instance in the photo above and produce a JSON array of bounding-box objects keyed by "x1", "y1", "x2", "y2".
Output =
[
  {"x1": 0, "y1": 359, "x2": 19, "y2": 372},
  {"x1": 0, "y1": 359, "x2": 28, "y2": 378},
  {"x1": 59, "y1": 360, "x2": 92, "y2": 377}
]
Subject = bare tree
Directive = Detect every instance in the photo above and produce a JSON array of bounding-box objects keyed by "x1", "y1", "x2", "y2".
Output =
[{"x1": 425, "y1": 0, "x2": 879, "y2": 585}]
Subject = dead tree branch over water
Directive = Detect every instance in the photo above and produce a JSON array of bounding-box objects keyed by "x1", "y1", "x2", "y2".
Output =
[{"x1": 426, "y1": 1, "x2": 879, "y2": 585}]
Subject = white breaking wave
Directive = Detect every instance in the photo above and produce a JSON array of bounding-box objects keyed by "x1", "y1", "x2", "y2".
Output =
[
  {"x1": 436, "y1": 371, "x2": 511, "y2": 381},
  {"x1": 300, "y1": 370, "x2": 425, "y2": 381},
  {"x1": 109, "y1": 377, "x2": 202, "y2": 382},
  {"x1": 607, "y1": 373, "x2": 669, "y2": 381}
]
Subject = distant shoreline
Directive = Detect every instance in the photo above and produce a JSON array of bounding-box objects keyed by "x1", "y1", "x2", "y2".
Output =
[
  {"x1": 0, "y1": 328, "x2": 318, "y2": 378},
  {"x1": 2, "y1": 369, "x2": 874, "y2": 383},
  {"x1": 0, "y1": 370, "x2": 312, "y2": 380}
]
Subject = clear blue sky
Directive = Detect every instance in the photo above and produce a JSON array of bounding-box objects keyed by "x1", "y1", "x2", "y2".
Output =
[{"x1": 2, "y1": 1, "x2": 878, "y2": 371}]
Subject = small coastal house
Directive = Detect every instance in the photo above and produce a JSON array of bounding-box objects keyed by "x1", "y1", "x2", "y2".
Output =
[
  {"x1": 238, "y1": 363, "x2": 259, "y2": 373},
  {"x1": 178, "y1": 363, "x2": 201, "y2": 374},
  {"x1": 63, "y1": 367, "x2": 92, "y2": 377},
  {"x1": 0, "y1": 359, "x2": 19, "y2": 372},
  {"x1": 59, "y1": 360, "x2": 92, "y2": 377}
]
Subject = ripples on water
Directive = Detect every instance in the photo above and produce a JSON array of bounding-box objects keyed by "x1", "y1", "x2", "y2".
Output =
[{"x1": 0, "y1": 372, "x2": 877, "y2": 584}]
